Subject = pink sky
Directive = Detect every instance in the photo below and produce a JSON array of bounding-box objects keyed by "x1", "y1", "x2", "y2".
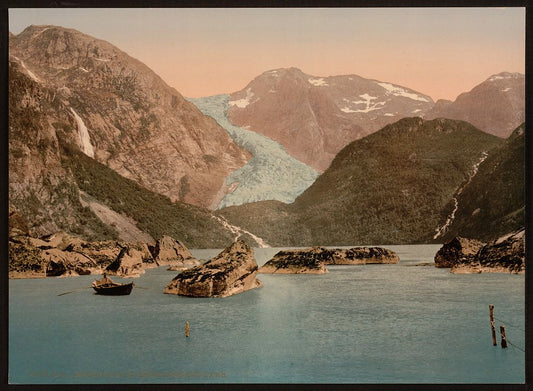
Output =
[{"x1": 9, "y1": 8, "x2": 525, "y2": 101}]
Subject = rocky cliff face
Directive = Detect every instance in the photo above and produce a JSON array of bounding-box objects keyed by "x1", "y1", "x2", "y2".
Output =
[
  {"x1": 10, "y1": 25, "x2": 250, "y2": 210},
  {"x1": 227, "y1": 67, "x2": 434, "y2": 171},
  {"x1": 425, "y1": 72, "x2": 524, "y2": 138},
  {"x1": 9, "y1": 38, "x2": 240, "y2": 247},
  {"x1": 164, "y1": 241, "x2": 262, "y2": 297}
]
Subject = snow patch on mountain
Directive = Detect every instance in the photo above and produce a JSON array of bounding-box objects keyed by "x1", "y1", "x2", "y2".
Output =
[
  {"x1": 377, "y1": 82, "x2": 430, "y2": 102},
  {"x1": 188, "y1": 94, "x2": 319, "y2": 209},
  {"x1": 341, "y1": 94, "x2": 386, "y2": 113},
  {"x1": 229, "y1": 88, "x2": 256, "y2": 108},
  {"x1": 488, "y1": 72, "x2": 522, "y2": 82},
  {"x1": 69, "y1": 108, "x2": 95, "y2": 158},
  {"x1": 308, "y1": 77, "x2": 328, "y2": 86}
]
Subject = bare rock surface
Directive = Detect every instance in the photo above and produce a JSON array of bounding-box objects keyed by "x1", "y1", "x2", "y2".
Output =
[
  {"x1": 434, "y1": 237, "x2": 484, "y2": 268},
  {"x1": 259, "y1": 247, "x2": 329, "y2": 274},
  {"x1": 164, "y1": 240, "x2": 262, "y2": 297},
  {"x1": 435, "y1": 229, "x2": 524, "y2": 274},
  {"x1": 259, "y1": 246, "x2": 399, "y2": 274},
  {"x1": 105, "y1": 244, "x2": 153, "y2": 277},
  {"x1": 450, "y1": 229, "x2": 525, "y2": 274},
  {"x1": 149, "y1": 235, "x2": 201, "y2": 271}
]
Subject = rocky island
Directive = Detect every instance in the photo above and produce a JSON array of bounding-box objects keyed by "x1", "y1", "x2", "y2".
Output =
[
  {"x1": 259, "y1": 246, "x2": 399, "y2": 274},
  {"x1": 259, "y1": 247, "x2": 329, "y2": 274},
  {"x1": 434, "y1": 229, "x2": 525, "y2": 274},
  {"x1": 164, "y1": 240, "x2": 262, "y2": 297}
]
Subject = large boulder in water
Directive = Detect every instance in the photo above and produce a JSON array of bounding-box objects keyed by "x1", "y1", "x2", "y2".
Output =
[
  {"x1": 164, "y1": 240, "x2": 262, "y2": 297},
  {"x1": 451, "y1": 229, "x2": 525, "y2": 274},
  {"x1": 434, "y1": 237, "x2": 484, "y2": 268},
  {"x1": 149, "y1": 235, "x2": 201, "y2": 270}
]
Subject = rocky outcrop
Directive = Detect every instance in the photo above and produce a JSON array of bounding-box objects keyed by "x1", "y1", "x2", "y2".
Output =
[
  {"x1": 259, "y1": 247, "x2": 329, "y2": 274},
  {"x1": 259, "y1": 246, "x2": 398, "y2": 273},
  {"x1": 450, "y1": 229, "x2": 525, "y2": 274},
  {"x1": 164, "y1": 240, "x2": 262, "y2": 297},
  {"x1": 149, "y1": 235, "x2": 201, "y2": 271},
  {"x1": 434, "y1": 237, "x2": 484, "y2": 268},
  {"x1": 105, "y1": 244, "x2": 153, "y2": 277},
  {"x1": 326, "y1": 247, "x2": 400, "y2": 265},
  {"x1": 8, "y1": 227, "x2": 156, "y2": 278},
  {"x1": 41, "y1": 248, "x2": 99, "y2": 276},
  {"x1": 435, "y1": 229, "x2": 525, "y2": 274}
]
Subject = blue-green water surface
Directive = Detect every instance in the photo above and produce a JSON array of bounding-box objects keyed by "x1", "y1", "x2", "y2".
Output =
[{"x1": 9, "y1": 245, "x2": 525, "y2": 384}]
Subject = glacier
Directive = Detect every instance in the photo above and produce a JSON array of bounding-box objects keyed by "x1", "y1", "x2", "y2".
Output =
[{"x1": 187, "y1": 94, "x2": 319, "y2": 209}]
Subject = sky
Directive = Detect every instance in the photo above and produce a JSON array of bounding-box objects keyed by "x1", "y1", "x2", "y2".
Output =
[{"x1": 9, "y1": 7, "x2": 525, "y2": 101}]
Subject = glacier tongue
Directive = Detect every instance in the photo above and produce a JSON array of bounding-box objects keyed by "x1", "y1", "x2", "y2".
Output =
[
  {"x1": 69, "y1": 108, "x2": 95, "y2": 158},
  {"x1": 187, "y1": 94, "x2": 319, "y2": 209}
]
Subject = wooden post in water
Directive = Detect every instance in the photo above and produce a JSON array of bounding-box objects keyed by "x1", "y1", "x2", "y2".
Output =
[
  {"x1": 489, "y1": 305, "x2": 497, "y2": 346},
  {"x1": 500, "y1": 325, "x2": 508, "y2": 349},
  {"x1": 185, "y1": 321, "x2": 190, "y2": 338}
]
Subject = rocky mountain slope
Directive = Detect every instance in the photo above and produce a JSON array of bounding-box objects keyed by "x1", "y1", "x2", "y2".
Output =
[
  {"x1": 425, "y1": 72, "x2": 524, "y2": 138},
  {"x1": 9, "y1": 25, "x2": 250, "y2": 209},
  {"x1": 218, "y1": 118, "x2": 504, "y2": 246},
  {"x1": 187, "y1": 94, "x2": 319, "y2": 208},
  {"x1": 227, "y1": 67, "x2": 434, "y2": 171},
  {"x1": 9, "y1": 55, "x2": 251, "y2": 248},
  {"x1": 433, "y1": 124, "x2": 525, "y2": 242}
]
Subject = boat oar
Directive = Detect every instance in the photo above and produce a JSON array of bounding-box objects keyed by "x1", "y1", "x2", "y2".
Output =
[{"x1": 58, "y1": 287, "x2": 92, "y2": 296}]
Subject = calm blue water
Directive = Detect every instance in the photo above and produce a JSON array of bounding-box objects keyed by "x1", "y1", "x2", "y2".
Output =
[{"x1": 9, "y1": 245, "x2": 525, "y2": 384}]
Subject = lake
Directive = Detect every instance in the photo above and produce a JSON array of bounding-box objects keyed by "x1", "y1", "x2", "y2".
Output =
[{"x1": 9, "y1": 245, "x2": 525, "y2": 384}]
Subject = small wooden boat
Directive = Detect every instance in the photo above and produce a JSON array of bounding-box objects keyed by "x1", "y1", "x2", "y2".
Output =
[{"x1": 92, "y1": 281, "x2": 134, "y2": 295}]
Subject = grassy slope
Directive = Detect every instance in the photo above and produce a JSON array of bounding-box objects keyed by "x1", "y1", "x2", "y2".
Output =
[{"x1": 60, "y1": 142, "x2": 235, "y2": 248}]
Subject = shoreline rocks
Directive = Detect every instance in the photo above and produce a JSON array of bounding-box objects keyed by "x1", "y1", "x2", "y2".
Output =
[
  {"x1": 435, "y1": 229, "x2": 524, "y2": 274},
  {"x1": 434, "y1": 237, "x2": 484, "y2": 268},
  {"x1": 164, "y1": 240, "x2": 262, "y2": 297},
  {"x1": 149, "y1": 235, "x2": 202, "y2": 271}
]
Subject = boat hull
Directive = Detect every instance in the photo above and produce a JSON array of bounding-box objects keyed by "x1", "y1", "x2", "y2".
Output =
[{"x1": 92, "y1": 282, "x2": 133, "y2": 295}]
